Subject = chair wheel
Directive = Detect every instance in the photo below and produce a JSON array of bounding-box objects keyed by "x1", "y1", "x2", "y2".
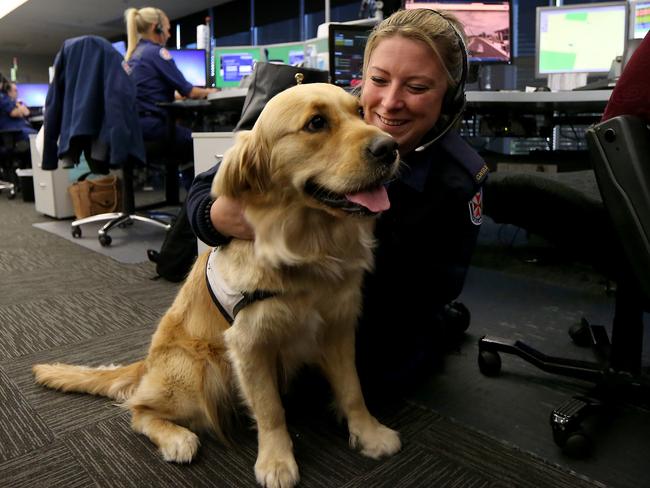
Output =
[
  {"x1": 444, "y1": 301, "x2": 471, "y2": 333},
  {"x1": 98, "y1": 234, "x2": 112, "y2": 247},
  {"x1": 71, "y1": 226, "x2": 82, "y2": 238},
  {"x1": 554, "y1": 429, "x2": 593, "y2": 458},
  {"x1": 478, "y1": 350, "x2": 502, "y2": 376},
  {"x1": 569, "y1": 318, "x2": 592, "y2": 347},
  {"x1": 8, "y1": 191, "x2": 16, "y2": 200}
]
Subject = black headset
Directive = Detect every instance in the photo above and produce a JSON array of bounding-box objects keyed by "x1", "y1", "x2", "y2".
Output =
[
  {"x1": 0, "y1": 73, "x2": 10, "y2": 94},
  {"x1": 414, "y1": 9, "x2": 468, "y2": 152},
  {"x1": 154, "y1": 10, "x2": 164, "y2": 35}
]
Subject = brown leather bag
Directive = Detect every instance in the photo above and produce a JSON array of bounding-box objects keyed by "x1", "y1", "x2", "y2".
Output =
[{"x1": 68, "y1": 172, "x2": 122, "y2": 219}]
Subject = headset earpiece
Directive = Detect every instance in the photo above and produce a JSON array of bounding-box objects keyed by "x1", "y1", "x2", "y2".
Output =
[
  {"x1": 0, "y1": 74, "x2": 9, "y2": 94},
  {"x1": 415, "y1": 9, "x2": 469, "y2": 152},
  {"x1": 437, "y1": 11, "x2": 468, "y2": 123},
  {"x1": 154, "y1": 10, "x2": 164, "y2": 35}
]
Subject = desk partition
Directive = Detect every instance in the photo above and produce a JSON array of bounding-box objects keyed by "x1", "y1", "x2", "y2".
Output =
[{"x1": 213, "y1": 46, "x2": 262, "y2": 88}]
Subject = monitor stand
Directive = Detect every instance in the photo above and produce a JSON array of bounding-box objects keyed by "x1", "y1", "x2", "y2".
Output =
[
  {"x1": 468, "y1": 64, "x2": 493, "y2": 91},
  {"x1": 548, "y1": 73, "x2": 588, "y2": 91}
]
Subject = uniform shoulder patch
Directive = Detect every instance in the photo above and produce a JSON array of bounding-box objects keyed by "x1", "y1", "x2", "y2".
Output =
[
  {"x1": 159, "y1": 48, "x2": 172, "y2": 61},
  {"x1": 468, "y1": 189, "x2": 483, "y2": 226}
]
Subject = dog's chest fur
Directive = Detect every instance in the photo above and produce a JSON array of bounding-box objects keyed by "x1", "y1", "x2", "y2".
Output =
[{"x1": 215, "y1": 216, "x2": 374, "y2": 371}]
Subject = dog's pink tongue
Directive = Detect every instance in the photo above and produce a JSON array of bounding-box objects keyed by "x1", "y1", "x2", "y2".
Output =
[{"x1": 345, "y1": 185, "x2": 390, "y2": 212}]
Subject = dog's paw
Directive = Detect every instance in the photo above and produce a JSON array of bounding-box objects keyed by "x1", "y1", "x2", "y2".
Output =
[
  {"x1": 254, "y1": 453, "x2": 300, "y2": 488},
  {"x1": 159, "y1": 430, "x2": 200, "y2": 463},
  {"x1": 350, "y1": 421, "x2": 401, "y2": 459}
]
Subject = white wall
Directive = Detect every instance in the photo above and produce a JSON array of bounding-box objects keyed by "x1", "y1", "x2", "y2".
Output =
[{"x1": 0, "y1": 52, "x2": 54, "y2": 83}]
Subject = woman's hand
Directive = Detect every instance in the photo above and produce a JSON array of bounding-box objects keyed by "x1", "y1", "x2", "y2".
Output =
[
  {"x1": 189, "y1": 87, "x2": 218, "y2": 99},
  {"x1": 210, "y1": 196, "x2": 254, "y2": 240}
]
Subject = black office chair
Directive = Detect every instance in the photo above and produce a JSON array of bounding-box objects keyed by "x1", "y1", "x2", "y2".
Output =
[
  {"x1": 42, "y1": 35, "x2": 175, "y2": 247},
  {"x1": 0, "y1": 129, "x2": 28, "y2": 199},
  {"x1": 477, "y1": 115, "x2": 650, "y2": 454}
]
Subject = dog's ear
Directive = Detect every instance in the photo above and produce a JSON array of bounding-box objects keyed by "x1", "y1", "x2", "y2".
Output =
[{"x1": 211, "y1": 130, "x2": 270, "y2": 198}]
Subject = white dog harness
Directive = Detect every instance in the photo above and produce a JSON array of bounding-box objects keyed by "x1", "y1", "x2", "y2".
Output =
[{"x1": 205, "y1": 247, "x2": 275, "y2": 325}]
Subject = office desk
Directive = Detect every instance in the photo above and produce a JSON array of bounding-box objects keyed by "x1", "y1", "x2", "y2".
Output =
[
  {"x1": 464, "y1": 90, "x2": 612, "y2": 144},
  {"x1": 465, "y1": 90, "x2": 612, "y2": 114}
]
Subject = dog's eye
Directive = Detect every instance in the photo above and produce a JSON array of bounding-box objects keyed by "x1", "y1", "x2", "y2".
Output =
[
  {"x1": 306, "y1": 115, "x2": 327, "y2": 132},
  {"x1": 357, "y1": 106, "x2": 365, "y2": 119}
]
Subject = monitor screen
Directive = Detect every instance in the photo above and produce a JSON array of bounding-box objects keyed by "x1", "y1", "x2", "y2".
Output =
[
  {"x1": 630, "y1": 0, "x2": 650, "y2": 39},
  {"x1": 15, "y1": 83, "x2": 49, "y2": 107},
  {"x1": 404, "y1": 1, "x2": 511, "y2": 64},
  {"x1": 214, "y1": 47, "x2": 262, "y2": 88},
  {"x1": 328, "y1": 24, "x2": 372, "y2": 89},
  {"x1": 168, "y1": 49, "x2": 207, "y2": 87},
  {"x1": 265, "y1": 42, "x2": 305, "y2": 65},
  {"x1": 537, "y1": 2, "x2": 627, "y2": 76},
  {"x1": 112, "y1": 40, "x2": 126, "y2": 57}
]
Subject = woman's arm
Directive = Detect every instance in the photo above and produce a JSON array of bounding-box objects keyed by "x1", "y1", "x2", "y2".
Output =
[{"x1": 186, "y1": 163, "x2": 253, "y2": 246}]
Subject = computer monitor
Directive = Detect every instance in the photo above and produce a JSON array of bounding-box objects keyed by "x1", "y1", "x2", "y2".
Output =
[
  {"x1": 536, "y1": 2, "x2": 627, "y2": 76},
  {"x1": 213, "y1": 47, "x2": 262, "y2": 88},
  {"x1": 404, "y1": 1, "x2": 512, "y2": 64},
  {"x1": 112, "y1": 40, "x2": 126, "y2": 57},
  {"x1": 15, "y1": 83, "x2": 49, "y2": 108},
  {"x1": 168, "y1": 49, "x2": 208, "y2": 87},
  {"x1": 629, "y1": 0, "x2": 650, "y2": 39},
  {"x1": 328, "y1": 24, "x2": 372, "y2": 89},
  {"x1": 265, "y1": 42, "x2": 305, "y2": 65}
]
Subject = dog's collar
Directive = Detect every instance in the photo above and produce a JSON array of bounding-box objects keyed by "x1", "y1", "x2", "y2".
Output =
[{"x1": 205, "y1": 247, "x2": 276, "y2": 325}]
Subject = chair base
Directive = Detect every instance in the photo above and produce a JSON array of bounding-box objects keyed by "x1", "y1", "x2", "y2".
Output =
[
  {"x1": 0, "y1": 180, "x2": 16, "y2": 199},
  {"x1": 71, "y1": 211, "x2": 173, "y2": 247},
  {"x1": 478, "y1": 322, "x2": 650, "y2": 456}
]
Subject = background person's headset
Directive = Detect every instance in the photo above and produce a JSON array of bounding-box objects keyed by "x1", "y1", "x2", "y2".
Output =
[
  {"x1": 0, "y1": 74, "x2": 11, "y2": 95},
  {"x1": 153, "y1": 10, "x2": 164, "y2": 35},
  {"x1": 414, "y1": 9, "x2": 468, "y2": 152}
]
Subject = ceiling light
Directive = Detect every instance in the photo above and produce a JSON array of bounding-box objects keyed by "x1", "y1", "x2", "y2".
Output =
[{"x1": 0, "y1": 0, "x2": 29, "y2": 21}]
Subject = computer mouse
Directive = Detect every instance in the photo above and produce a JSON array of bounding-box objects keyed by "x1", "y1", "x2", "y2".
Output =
[{"x1": 535, "y1": 86, "x2": 551, "y2": 92}]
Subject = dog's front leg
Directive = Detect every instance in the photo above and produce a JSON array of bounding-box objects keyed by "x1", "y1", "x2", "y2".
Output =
[
  {"x1": 228, "y1": 343, "x2": 299, "y2": 488},
  {"x1": 320, "y1": 326, "x2": 401, "y2": 459}
]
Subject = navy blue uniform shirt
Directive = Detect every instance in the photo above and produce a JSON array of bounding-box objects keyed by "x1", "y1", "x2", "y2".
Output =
[
  {"x1": 0, "y1": 93, "x2": 36, "y2": 141},
  {"x1": 128, "y1": 40, "x2": 194, "y2": 146},
  {"x1": 128, "y1": 40, "x2": 193, "y2": 118}
]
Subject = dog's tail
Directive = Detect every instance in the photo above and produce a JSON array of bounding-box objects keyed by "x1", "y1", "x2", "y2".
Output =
[{"x1": 32, "y1": 361, "x2": 145, "y2": 401}]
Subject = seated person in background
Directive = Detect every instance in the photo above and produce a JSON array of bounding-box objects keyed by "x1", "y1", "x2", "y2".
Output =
[
  {"x1": 123, "y1": 7, "x2": 215, "y2": 170},
  {"x1": 602, "y1": 32, "x2": 650, "y2": 121},
  {"x1": 0, "y1": 77, "x2": 37, "y2": 146}
]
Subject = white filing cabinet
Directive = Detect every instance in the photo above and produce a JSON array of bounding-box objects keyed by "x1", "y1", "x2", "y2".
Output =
[
  {"x1": 29, "y1": 133, "x2": 75, "y2": 219},
  {"x1": 192, "y1": 132, "x2": 236, "y2": 174},
  {"x1": 192, "y1": 132, "x2": 236, "y2": 254}
]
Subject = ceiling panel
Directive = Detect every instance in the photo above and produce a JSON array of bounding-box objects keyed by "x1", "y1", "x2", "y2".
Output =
[{"x1": 0, "y1": 0, "x2": 232, "y2": 56}]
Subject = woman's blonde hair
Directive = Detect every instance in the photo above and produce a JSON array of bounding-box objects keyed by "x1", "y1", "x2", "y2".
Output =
[
  {"x1": 124, "y1": 7, "x2": 166, "y2": 61},
  {"x1": 362, "y1": 8, "x2": 467, "y2": 89}
]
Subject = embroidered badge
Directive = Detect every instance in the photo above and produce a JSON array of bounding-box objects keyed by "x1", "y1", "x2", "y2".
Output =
[
  {"x1": 159, "y1": 48, "x2": 172, "y2": 61},
  {"x1": 469, "y1": 189, "x2": 483, "y2": 226},
  {"x1": 121, "y1": 60, "x2": 131, "y2": 75}
]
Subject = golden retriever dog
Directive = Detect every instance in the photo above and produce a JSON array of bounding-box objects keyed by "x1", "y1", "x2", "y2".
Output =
[{"x1": 33, "y1": 83, "x2": 401, "y2": 488}]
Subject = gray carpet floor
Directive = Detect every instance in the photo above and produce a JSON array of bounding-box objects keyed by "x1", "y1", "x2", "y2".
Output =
[
  {"x1": 0, "y1": 196, "x2": 629, "y2": 487},
  {"x1": 33, "y1": 218, "x2": 168, "y2": 264}
]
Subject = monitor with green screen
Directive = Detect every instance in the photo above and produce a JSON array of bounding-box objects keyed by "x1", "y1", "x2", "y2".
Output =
[
  {"x1": 536, "y1": 2, "x2": 626, "y2": 76},
  {"x1": 214, "y1": 46, "x2": 262, "y2": 88},
  {"x1": 265, "y1": 42, "x2": 305, "y2": 65}
]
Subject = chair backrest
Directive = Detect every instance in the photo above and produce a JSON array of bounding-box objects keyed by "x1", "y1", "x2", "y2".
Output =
[{"x1": 586, "y1": 115, "x2": 650, "y2": 297}]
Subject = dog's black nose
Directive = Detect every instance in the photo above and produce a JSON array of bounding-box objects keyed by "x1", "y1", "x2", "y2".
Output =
[{"x1": 367, "y1": 136, "x2": 398, "y2": 166}]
